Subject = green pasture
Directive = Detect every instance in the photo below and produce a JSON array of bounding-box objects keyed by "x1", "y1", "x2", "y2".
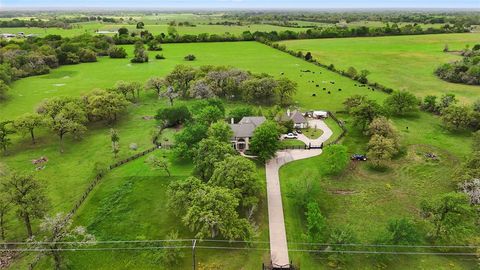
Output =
[
  {"x1": 1, "y1": 41, "x2": 386, "y2": 121},
  {"x1": 0, "y1": 38, "x2": 477, "y2": 269},
  {"x1": 280, "y1": 113, "x2": 475, "y2": 269},
  {"x1": 278, "y1": 33, "x2": 480, "y2": 103},
  {"x1": 0, "y1": 22, "x2": 311, "y2": 38}
]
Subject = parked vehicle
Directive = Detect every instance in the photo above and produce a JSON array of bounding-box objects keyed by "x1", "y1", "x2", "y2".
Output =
[
  {"x1": 284, "y1": 133, "x2": 298, "y2": 139},
  {"x1": 351, "y1": 154, "x2": 367, "y2": 161}
]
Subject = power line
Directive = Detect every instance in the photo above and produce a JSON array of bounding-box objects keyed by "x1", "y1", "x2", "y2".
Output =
[
  {"x1": 2, "y1": 239, "x2": 479, "y2": 249},
  {"x1": 0, "y1": 245, "x2": 477, "y2": 257}
]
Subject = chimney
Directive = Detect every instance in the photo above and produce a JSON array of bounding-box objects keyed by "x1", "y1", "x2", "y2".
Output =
[{"x1": 231, "y1": 118, "x2": 235, "y2": 124}]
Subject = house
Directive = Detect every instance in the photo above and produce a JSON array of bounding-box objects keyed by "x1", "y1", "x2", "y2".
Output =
[
  {"x1": 229, "y1": 116, "x2": 266, "y2": 151},
  {"x1": 278, "y1": 109, "x2": 308, "y2": 129}
]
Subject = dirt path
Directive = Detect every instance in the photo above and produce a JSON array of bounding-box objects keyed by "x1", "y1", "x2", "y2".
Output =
[{"x1": 266, "y1": 119, "x2": 333, "y2": 267}]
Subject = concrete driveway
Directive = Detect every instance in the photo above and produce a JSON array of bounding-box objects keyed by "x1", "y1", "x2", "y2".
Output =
[
  {"x1": 266, "y1": 118, "x2": 333, "y2": 267},
  {"x1": 296, "y1": 119, "x2": 333, "y2": 146}
]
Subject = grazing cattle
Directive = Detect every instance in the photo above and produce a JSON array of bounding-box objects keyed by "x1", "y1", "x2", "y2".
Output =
[
  {"x1": 323, "y1": 87, "x2": 326, "y2": 90},
  {"x1": 312, "y1": 93, "x2": 316, "y2": 96},
  {"x1": 316, "y1": 85, "x2": 319, "y2": 87},
  {"x1": 328, "y1": 91, "x2": 331, "y2": 94}
]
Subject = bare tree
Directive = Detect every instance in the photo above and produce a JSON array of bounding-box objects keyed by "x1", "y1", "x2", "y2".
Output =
[
  {"x1": 33, "y1": 213, "x2": 95, "y2": 270},
  {"x1": 161, "y1": 86, "x2": 179, "y2": 106}
]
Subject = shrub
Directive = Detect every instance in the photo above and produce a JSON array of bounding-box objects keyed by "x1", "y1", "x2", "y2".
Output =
[
  {"x1": 322, "y1": 145, "x2": 349, "y2": 175},
  {"x1": 108, "y1": 46, "x2": 127, "y2": 58},
  {"x1": 155, "y1": 54, "x2": 165, "y2": 60},
  {"x1": 155, "y1": 105, "x2": 192, "y2": 127},
  {"x1": 184, "y1": 54, "x2": 196, "y2": 61}
]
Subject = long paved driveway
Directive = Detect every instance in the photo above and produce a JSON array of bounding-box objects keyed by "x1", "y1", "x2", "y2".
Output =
[{"x1": 266, "y1": 119, "x2": 333, "y2": 267}]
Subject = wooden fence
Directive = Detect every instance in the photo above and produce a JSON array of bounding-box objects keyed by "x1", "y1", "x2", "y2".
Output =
[
  {"x1": 28, "y1": 143, "x2": 176, "y2": 269},
  {"x1": 325, "y1": 111, "x2": 347, "y2": 146}
]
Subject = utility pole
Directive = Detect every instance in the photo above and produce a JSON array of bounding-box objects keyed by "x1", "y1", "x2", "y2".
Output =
[{"x1": 192, "y1": 239, "x2": 197, "y2": 270}]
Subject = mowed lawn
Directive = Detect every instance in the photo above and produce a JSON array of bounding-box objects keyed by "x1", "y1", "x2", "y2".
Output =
[{"x1": 278, "y1": 33, "x2": 480, "y2": 103}]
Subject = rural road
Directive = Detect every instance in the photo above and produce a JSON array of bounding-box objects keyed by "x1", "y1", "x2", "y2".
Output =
[{"x1": 266, "y1": 119, "x2": 333, "y2": 267}]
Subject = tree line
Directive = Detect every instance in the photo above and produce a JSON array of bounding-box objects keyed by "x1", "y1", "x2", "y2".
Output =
[
  {"x1": 111, "y1": 23, "x2": 468, "y2": 46},
  {"x1": 223, "y1": 11, "x2": 480, "y2": 27},
  {"x1": 147, "y1": 65, "x2": 297, "y2": 107}
]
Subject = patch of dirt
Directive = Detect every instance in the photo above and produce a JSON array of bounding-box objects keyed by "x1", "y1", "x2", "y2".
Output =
[
  {"x1": 142, "y1": 116, "x2": 154, "y2": 120},
  {"x1": 0, "y1": 251, "x2": 18, "y2": 269},
  {"x1": 446, "y1": 50, "x2": 463, "y2": 56},
  {"x1": 409, "y1": 144, "x2": 459, "y2": 165},
  {"x1": 330, "y1": 189, "x2": 357, "y2": 195}
]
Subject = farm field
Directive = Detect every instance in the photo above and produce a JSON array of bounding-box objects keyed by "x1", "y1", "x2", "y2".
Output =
[
  {"x1": 1, "y1": 34, "x2": 478, "y2": 269},
  {"x1": 0, "y1": 41, "x2": 386, "y2": 121},
  {"x1": 0, "y1": 40, "x2": 379, "y2": 268},
  {"x1": 278, "y1": 33, "x2": 480, "y2": 103},
  {"x1": 0, "y1": 22, "x2": 312, "y2": 38}
]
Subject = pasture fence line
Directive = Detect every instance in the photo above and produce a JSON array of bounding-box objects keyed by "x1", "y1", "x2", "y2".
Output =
[
  {"x1": 28, "y1": 142, "x2": 175, "y2": 270},
  {"x1": 325, "y1": 111, "x2": 348, "y2": 146},
  {"x1": 260, "y1": 40, "x2": 396, "y2": 95}
]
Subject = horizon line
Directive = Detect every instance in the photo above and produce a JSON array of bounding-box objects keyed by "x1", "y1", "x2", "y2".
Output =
[{"x1": 1, "y1": 6, "x2": 480, "y2": 11}]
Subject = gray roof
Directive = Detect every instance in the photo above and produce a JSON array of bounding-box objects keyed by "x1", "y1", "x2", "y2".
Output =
[
  {"x1": 278, "y1": 110, "x2": 307, "y2": 124},
  {"x1": 239, "y1": 116, "x2": 266, "y2": 127},
  {"x1": 290, "y1": 111, "x2": 307, "y2": 124},
  {"x1": 230, "y1": 116, "x2": 266, "y2": 138}
]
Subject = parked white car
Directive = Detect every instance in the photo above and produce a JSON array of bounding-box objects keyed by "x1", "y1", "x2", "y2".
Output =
[{"x1": 284, "y1": 133, "x2": 298, "y2": 139}]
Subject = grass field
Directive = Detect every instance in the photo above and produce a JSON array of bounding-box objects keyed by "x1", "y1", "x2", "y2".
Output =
[
  {"x1": 280, "y1": 113, "x2": 475, "y2": 269},
  {"x1": 0, "y1": 22, "x2": 312, "y2": 38},
  {"x1": 1, "y1": 41, "x2": 378, "y2": 268},
  {"x1": 0, "y1": 37, "x2": 477, "y2": 269},
  {"x1": 278, "y1": 33, "x2": 480, "y2": 103},
  {"x1": 1, "y1": 41, "x2": 386, "y2": 121}
]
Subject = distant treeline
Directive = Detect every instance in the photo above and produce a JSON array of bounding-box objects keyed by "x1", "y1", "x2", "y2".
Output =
[
  {"x1": 113, "y1": 23, "x2": 468, "y2": 45},
  {"x1": 223, "y1": 11, "x2": 480, "y2": 27},
  {"x1": 0, "y1": 16, "x2": 118, "y2": 28}
]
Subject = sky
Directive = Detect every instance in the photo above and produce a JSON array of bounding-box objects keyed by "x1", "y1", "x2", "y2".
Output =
[{"x1": 1, "y1": 0, "x2": 479, "y2": 9}]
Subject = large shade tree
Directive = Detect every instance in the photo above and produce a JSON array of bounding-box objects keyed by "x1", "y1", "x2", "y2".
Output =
[
  {"x1": 165, "y1": 65, "x2": 197, "y2": 98},
  {"x1": 209, "y1": 156, "x2": 262, "y2": 217},
  {"x1": 249, "y1": 120, "x2": 280, "y2": 162},
  {"x1": 193, "y1": 138, "x2": 236, "y2": 181},
  {"x1": 168, "y1": 177, "x2": 252, "y2": 240},
  {"x1": 421, "y1": 192, "x2": 476, "y2": 242}
]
